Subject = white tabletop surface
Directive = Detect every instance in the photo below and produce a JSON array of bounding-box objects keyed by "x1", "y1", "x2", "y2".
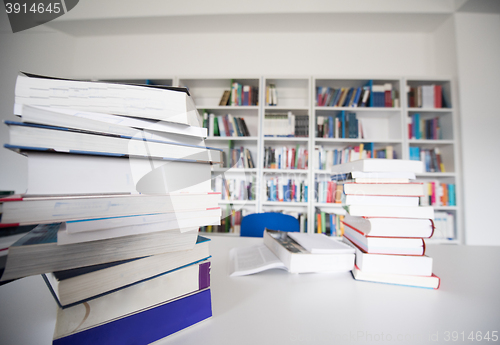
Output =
[{"x1": 1, "y1": 235, "x2": 499, "y2": 345}]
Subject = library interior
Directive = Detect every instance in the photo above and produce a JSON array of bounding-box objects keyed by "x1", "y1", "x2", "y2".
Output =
[{"x1": 0, "y1": 1, "x2": 499, "y2": 344}]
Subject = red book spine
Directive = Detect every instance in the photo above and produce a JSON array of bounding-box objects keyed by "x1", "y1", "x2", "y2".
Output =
[{"x1": 385, "y1": 90, "x2": 392, "y2": 107}]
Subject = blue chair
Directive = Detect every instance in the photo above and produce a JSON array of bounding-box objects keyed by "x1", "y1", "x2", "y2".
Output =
[{"x1": 240, "y1": 212, "x2": 300, "y2": 237}]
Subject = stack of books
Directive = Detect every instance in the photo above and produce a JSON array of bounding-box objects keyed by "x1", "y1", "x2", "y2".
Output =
[
  {"x1": 333, "y1": 159, "x2": 440, "y2": 289},
  {"x1": 0, "y1": 72, "x2": 223, "y2": 343}
]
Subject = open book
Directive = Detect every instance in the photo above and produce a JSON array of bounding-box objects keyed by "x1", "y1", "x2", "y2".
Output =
[{"x1": 229, "y1": 230, "x2": 354, "y2": 276}]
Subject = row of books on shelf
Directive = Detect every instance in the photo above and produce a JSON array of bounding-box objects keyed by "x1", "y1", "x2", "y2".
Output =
[
  {"x1": 409, "y1": 147, "x2": 445, "y2": 172},
  {"x1": 263, "y1": 146, "x2": 308, "y2": 170},
  {"x1": 315, "y1": 211, "x2": 345, "y2": 237},
  {"x1": 315, "y1": 144, "x2": 397, "y2": 170},
  {"x1": 203, "y1": 113, "x2": 251, "y2": 137},
  {"x1": 315, "y1": 180, "x2": 342, "y2": 204},
  {"x1": 433, "y1": 212, "x2": 455, "y2": 240},
  {"x1": 316, "y1": 112, "x2": 363, "y2": 139},
  {"x1": 408, "y1": 114, "x2": 442, "y2": 140},
  {"x1": 214, "y1": 176, "x2": 256, "y2": 201},
  {"x1": 316, "y1": 82, "x2": 399, "y2": 108},
  {"x1": 407, "y1": 84, "x2": 446, "y2": 108},
  {"x1": 265, "y1": 177, "x2": 308, "y2": 203},
  {"x1": 265, "y1": 84, "x2": 278, "y2": 106},
  {"x1": 226, "y1": 146, "x2": 255, "y2": 169},
  {"x1": 420, "y1": 182, "x2": 456, "y2": 207},
  {"x1": 263, "y1": 112, "x2": 309, "y2": 137},
  {"x1": 218, "y1": 82, "x2": 258, "y2": 106}
]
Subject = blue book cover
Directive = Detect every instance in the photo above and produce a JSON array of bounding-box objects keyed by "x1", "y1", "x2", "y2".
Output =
[
  {"x1": 414, "y1": 114, "x2": 420, "y2": 139},
  {"x1": 449, "y1": 184, "x2": 456, "y2": 206},
  {"x1": 328, "y1": 116, "x2": 334, "y2": 138},
  {"x1": 341, "y1": 111, "x2": 346, "y2": 138},
  {"x1": 53, "y1": 289, "x2": 212, "y2": 345},
  {"x1": 352, "y1": 87, "x2": 361, "y2": 107},
  {"x1": 343, "y1": 88, "x2": 354, "y2": 107},
  {"x1": 331, "y1": 89, "x2": 342, "y2": 107},
  {"x1": 330, "y1": 214, "x2": 335, "y2": 236},
  {"x1": 367, "y1": 80, "x2": 374, "y2": 107}
]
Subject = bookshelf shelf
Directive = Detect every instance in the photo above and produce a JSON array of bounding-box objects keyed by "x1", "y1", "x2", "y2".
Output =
[
  {"x1": 218, "y1": 200, "x2": 257, "y2": 205},
  {"x1": 168, "y1": 76, "x2": 461, "y2": 242},
  {"x1": 212, "y1": 168, "x2": 258, "y2": 173},
  {"x1": 262, "y1": 202, "x2": 309, "y2": 207},
  {"x1": 264, "y1": 106, "x2": 310, "y2": 111},
  {"x1": 206, "y1": 136, "x2": 259, "y2": 142},
  {"x1": 315, "y1": 107, "x2": 402, "y2": 112},
  {"x1": 198, "y1": 106, "x2": 259, "y2": 110},
  {"x1": 416, "y1": 172, "x2": 456, "y2": 177},
  {"x1": 315, "y1": 138, "x2": 403, "y2": 144},
  {"x1": 408, "y1": 107, "x2": 453, "y2": 112},
  {"x1": 263, "y1": 137, "x2": 309, "y2": 142},
  {"x1": 408, "y1": 139, "x2": 454, "y2": 145},
  {"x1": 262, "y1": 169, "x2": 309, "y2": 174}
]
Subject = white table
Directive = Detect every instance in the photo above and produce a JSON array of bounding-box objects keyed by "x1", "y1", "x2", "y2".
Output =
[{"x1": 1, "y1": 235, "x2": 499, "y2": 344}]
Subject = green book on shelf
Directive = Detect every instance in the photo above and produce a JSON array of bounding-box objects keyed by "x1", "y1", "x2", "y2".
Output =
[{"x1": 213, "y1": 116, "x2": 220, "y2": 136}]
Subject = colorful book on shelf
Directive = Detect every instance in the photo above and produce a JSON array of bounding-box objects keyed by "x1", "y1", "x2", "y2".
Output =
[{"x1": 53, "y1": 288, "x2": 212, "y2": 345}]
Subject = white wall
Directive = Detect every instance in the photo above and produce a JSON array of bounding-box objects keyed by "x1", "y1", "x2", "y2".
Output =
[
  {"x1": 71, "y1": 32, "x2": 434, "y2": 79},
  {"x1": 454, "y1": 13, "x2": 500, "y2": 245}
]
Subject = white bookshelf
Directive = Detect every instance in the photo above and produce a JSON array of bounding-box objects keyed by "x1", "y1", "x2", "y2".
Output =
[{"x1": 165, "y1": 76, "x2": 461, "y2": 243}]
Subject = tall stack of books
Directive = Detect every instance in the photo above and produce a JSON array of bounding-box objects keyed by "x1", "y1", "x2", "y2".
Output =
[
  {"x1": 0, "y1": 72, "x2": 223, "y2": 343},
  {"x1": 333, "y1": 159, "x2": 440, "y2": 289}
]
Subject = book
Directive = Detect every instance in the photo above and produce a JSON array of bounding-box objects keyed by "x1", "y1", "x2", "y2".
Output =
[
  {"x1": 57, "y1": 210, "x2": 221, "y2": 245},
  {"x1": 65, "y1": 208, "x2": 220, "y2": 234},
  {"x1": 19, "y1": 151, "x2": 213, "y2": 195},
  {"x1": 53, "y1": 288, "x2": 212, "y2": 345},
  {"x1": 0, "y1": 224, "x2": 37, "y2": 255},
  {"x1": 229, "y1": 244, "x2": 288, "y2": 276},
  {"x1": 287, "y1": 232, "x2": 355, "y2": 254},
  {"x1": 352, "y1": 265, "x2": 440, "y2": 289},
  {"x1": 331, "y1": 158, "x2": 424, "y2": 174},
  {"x1": 342, "y1": 182, "x2": 425, "y2": 197},
  {"x1": 219, "y1": 90, "x2": 231, "y2": 106},
  {"x1": 16, "y1": 105, "x2": 208, "y2": 139},
  {"x1": 343, "y1": 237, "x2": 433, "y2": 276},
  {"x1": 14, "y1": 73, "x2": 201, "y2": 125},
  {"x1": 341, "y1": 194, "x2": 420, "y2": 207},
  {"x1": 43, "y1": 241, "x2": 210, "y2": 307},
  {"x1": 0, "y1": 192, "x2": 221, "y2": 225},
  {"x1": 342, "y1": 213, "x2": 434, "y2": 238},
  {"x1": 5, "y1": 121, "x2": 223, "y2": 164},
  {"x1": 0, "y1": 223, "x2": 199, "y2": 281},
  {"x1": 263, "y1": 229, "x2": 354, "y2": 273},
  {"x1": 343, "y1": 223, "x2": 425, "y2": 255},
  {"x1": 343, "y1": 204, "x2": 434, "y2": 219}
]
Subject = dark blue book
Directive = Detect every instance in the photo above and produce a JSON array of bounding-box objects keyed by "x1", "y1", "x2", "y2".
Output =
[{"x1": 53, "y1": 289, "x2": 212, "y2": 345}]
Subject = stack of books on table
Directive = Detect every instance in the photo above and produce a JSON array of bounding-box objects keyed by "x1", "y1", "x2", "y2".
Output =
[
  {"x1": 332, "y1": 159, "x2": 440, "y2": 289},
  {"x1": 0, "y1": 72, "x2": 223, "y2": 344}
]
